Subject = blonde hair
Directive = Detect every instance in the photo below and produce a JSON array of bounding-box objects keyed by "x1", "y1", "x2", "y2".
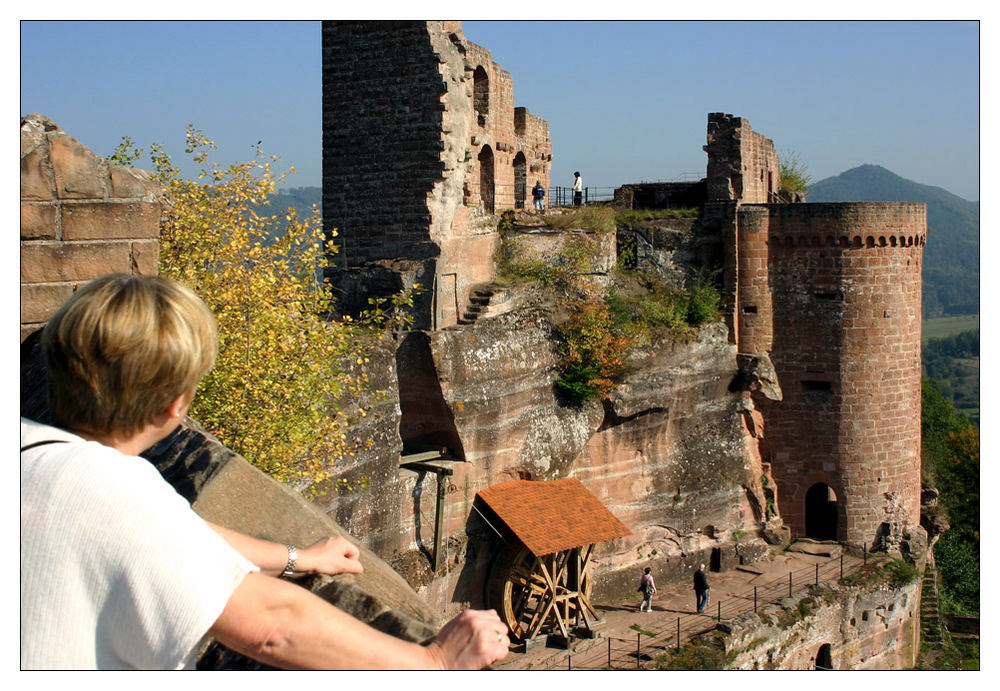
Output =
[{"x1": 42, "y1": 274, "x2": 218, "y2": 435}]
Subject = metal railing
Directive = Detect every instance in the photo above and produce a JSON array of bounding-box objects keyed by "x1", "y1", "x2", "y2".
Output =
[
  {"x1": 461, "y1": 182, "x2": 620, "y2": 211},
  {"x1": 542, "y1": 553, "x2": 866, "y2": 670}
]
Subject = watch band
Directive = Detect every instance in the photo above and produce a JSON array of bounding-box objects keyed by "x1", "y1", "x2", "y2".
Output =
[{"x1": 282, "y1": 544, "x2": 298, "y2": 575}]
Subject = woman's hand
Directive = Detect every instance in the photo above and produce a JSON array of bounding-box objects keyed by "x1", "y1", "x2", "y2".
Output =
[{"x1": 295, "y1": 535, "x2": 364, "y2": 576}]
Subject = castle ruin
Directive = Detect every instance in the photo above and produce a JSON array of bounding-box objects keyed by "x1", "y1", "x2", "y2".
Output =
[
  {"x1": 19, "y1": 21, "x2": 929, "y2": 669},
  {"x1": 321, "y1": 21, "x2": 551, "y2": 329}
]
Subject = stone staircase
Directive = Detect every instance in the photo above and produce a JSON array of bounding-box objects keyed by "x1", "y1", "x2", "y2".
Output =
[
  {"x1": 458, "y1": 285, "x2": 496, "y2": 325},
  {"x1": 920, "y1": 560, "x2": 945, "y2": 647}
]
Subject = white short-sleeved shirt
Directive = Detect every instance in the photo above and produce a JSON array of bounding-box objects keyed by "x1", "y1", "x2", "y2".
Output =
[{"x1": 20, "y1": 418, "x2": 257, "y2": 669}]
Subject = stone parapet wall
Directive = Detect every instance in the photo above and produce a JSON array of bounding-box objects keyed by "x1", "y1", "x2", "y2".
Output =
[
  {"x1": 20, "y1": 114, "x2": 163, "y2": 340},
  {"x1": 614, "y1": 180, "x2": 706, "y2": 210}
]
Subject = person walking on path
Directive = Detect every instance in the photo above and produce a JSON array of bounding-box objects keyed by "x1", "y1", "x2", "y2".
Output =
[
  {"x1": 572, "y1": 171, "x2": 583, "y2": 206},
  {"x1": 694, "y1": 564, "x2": 710, "y2": 613},
  {"x1": 637, "y1": 567, "x2": 656, "y2": 612},
  {"x1": 531, "y1": 180, "x2": 546, "y2": 212}
]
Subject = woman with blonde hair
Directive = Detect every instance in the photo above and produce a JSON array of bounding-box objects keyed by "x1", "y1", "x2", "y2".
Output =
[{"x1": 21, "y1": 273, "x2": 509, "y2": 670}]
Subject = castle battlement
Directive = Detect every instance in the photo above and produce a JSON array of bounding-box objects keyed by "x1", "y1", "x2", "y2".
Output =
[{"x1": 742, "y1": 202, "x2": 927, "y2": 249}]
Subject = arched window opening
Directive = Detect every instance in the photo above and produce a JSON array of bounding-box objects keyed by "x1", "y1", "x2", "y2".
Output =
[
  {"x1": 513, "y1": 152, "x2": 527, "y2": 210},
  {"x1": 473, "y1": 66, "x2": 489, "y2": 126},
  {"x1": 815, "y1": 644, "x2": 833, "y2": 670},
  {"x1": 805, "y1": 483, "x2": 838, "y2": 541},
  {"x1": 478, "y1": 145, "x2": 495, "y2": 213}
]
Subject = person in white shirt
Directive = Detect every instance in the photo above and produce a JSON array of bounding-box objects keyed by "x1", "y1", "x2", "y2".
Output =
[
  {"x1": 20, "y1": 273, "x2": 509, "y2": 670},
  {"x1": 573, "y1": 171, "x2": 583, "y2": 206}
]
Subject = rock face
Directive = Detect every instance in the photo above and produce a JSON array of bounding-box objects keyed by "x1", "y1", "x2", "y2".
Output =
[
  {"x1": 725, "y1": 575, "x2": 922, "y2": 670},
  {"x1": 313, "y1": 286, "x2": 778, "y2": 614}
]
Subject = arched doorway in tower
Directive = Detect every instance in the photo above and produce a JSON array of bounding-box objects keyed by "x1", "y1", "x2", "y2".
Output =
[
  {"x1": 513, "y1": 152, "x2": 527, "y2": 209},
  {"x1": 805, "y1": 483, "x2": 839, "y2": 541},
  {"x1": 478, "y1": 145, "x2": 495, "y2": 213}
]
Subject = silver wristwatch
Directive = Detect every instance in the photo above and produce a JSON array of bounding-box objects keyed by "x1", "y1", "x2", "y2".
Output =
[{"x1": 282, "y1": 544, "x2": 298, "y2": 575}]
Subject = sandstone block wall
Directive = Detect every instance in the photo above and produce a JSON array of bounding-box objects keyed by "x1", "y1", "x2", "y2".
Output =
[
  {"x1": 20, "y1": 114, "x2": 163, "y2": 341},
  {"x1": 321, "y1": 21, "x2": 551, "y2": 330},
  {"x1": 751, "y1": 202, "x2": 926, "y2": 550},
  {"x1": 705, "y1": 113, "x2": 780, "y2": 204},
  {"x1": 613, "y1": 181, "x2": 706, "y2": 210}
]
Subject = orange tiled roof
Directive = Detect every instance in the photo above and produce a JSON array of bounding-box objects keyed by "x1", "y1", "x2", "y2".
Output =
[{"x1": 476, "y1": 478, "x2": 631, "y2": 556}]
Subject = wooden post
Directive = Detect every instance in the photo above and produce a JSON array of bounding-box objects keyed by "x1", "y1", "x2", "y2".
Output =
[
  {"x1": 788, "y1": 571, "x2": 793, "y2": 597},
  {"x1": 636, "y1": 634, "x2": 641, "y2": 669},
  {"x1": 608, "y1": 638, "x2": 612, "y2": 668},
  {"x1": 434, "y1": 473, "x2": 447, "y2": 573},
  {"x1": 676, "y1": 617, "x2": 681, "y2": 651},
  {"x1": 754, "y1": 586, "x2": 757, "y2": 612}
]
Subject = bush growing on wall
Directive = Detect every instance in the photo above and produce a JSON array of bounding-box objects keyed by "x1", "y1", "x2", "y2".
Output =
[{"x1": 143, "y1": 128, "x2": 409, "y2": 487}]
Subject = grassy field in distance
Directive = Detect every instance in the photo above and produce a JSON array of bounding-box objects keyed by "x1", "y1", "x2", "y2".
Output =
[{"x1": 922, "y1": 315, "x2": 979, "y2": 343}]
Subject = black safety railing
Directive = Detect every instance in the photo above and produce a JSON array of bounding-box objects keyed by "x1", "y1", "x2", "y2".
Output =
[
  {"x1": 462, "y1": 182, "x2": 620, "y2": 211},
  {"x1": 543, "y1": 552, "x2": 868, "y2": 670},
  {"x1": 548, "y1": 186, "x2": 618, "y2": 207}
]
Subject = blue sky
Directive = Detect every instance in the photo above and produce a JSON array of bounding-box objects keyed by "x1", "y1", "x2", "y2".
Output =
[{"x1": 19, "y1": 19, "x2": 980, "y2": 200}]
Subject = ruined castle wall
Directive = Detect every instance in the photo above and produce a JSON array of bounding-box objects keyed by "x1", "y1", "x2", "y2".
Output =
[
  {"x1": 515, "y1": 108, "x2": 552, "y2": 193},
  {"x1": 322, "y1": 22, "x2": 551, "y2": 329},
  {"x1": 321, "y1": 21, "x2": 448, "y2": 268},
  {"x1": 705, "y1": 113, "x2": 780, "y2": 204},
  {"x1": 463, "y1": 42, "x2": 552, "y2": 213},
  {"x1": 726, "y1": 576, "x2": 921, "y2": 669},
  {"x1": 20, "y1": 115, "x2": 162, "y2": 341},
  {"x1": 757, "y1": 203, "x2": 926, "y2": 550}
]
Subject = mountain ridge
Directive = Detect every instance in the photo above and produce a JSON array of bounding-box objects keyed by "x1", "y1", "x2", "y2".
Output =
[{"x1": 807, "y1": 164, "x2": 979, "y2": 317}]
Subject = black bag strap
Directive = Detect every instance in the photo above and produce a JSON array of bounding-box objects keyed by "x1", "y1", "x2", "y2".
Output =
[{"x1": 20, "y1": 440, "x2": 69, "y2": 453}]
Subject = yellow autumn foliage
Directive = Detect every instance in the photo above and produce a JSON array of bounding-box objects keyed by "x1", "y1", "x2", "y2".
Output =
[{"x1": 150, "y1": 127, "x2": 401, "y2": 487}]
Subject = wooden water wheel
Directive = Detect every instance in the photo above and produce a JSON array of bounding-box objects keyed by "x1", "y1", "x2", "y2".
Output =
[
  {"x1": 486, "y1": 543, "x2": 598, "y2": 641},
  {"x1": 476, "y1": 478, "x2": 631, "y2": 641}
]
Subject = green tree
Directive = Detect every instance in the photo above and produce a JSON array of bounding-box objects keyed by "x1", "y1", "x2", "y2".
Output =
[
  {"x1": 780, "y1": 151, "x2": 812, "y2": 199},
  {"x1": 922, "y1": 378, "x2": 979, "y2": 614},
  {"x1": 150, "y1": 127, "x2": 410, "y2": 487}
]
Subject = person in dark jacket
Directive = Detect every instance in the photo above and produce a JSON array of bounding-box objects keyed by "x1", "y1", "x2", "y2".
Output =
[
  {"x1": 531, "y1": 180, "x2": 546, "y2": 212},
  {"x1": 694, "y1": 564, "x2": 710, "y2": 613}
]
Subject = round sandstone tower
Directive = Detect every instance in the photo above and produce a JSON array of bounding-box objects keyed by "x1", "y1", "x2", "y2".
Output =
[{"x1": 748, "y1": 202, "x2": 926, "y2": 551}]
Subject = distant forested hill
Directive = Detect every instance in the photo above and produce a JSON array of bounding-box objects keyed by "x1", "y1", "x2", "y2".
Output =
[
  {"x1": 807, "y1": 165, "x2": 979, "y2": 318},
  {"x1": 269, "y1": 186, "x2": 322, "y2": 221}
]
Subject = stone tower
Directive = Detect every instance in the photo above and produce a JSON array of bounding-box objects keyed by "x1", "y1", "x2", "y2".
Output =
[
  {"x1": 321, "y1": 21, "x2": 552, "y2": 329},
  {"x1": 712, "y1": 114, "x2": 927, "y2": 551}
]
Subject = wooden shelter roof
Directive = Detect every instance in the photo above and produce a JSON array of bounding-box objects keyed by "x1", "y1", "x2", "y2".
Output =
[{"x1": 476, "y1": 478, "x2": 631, "y2": 556}]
